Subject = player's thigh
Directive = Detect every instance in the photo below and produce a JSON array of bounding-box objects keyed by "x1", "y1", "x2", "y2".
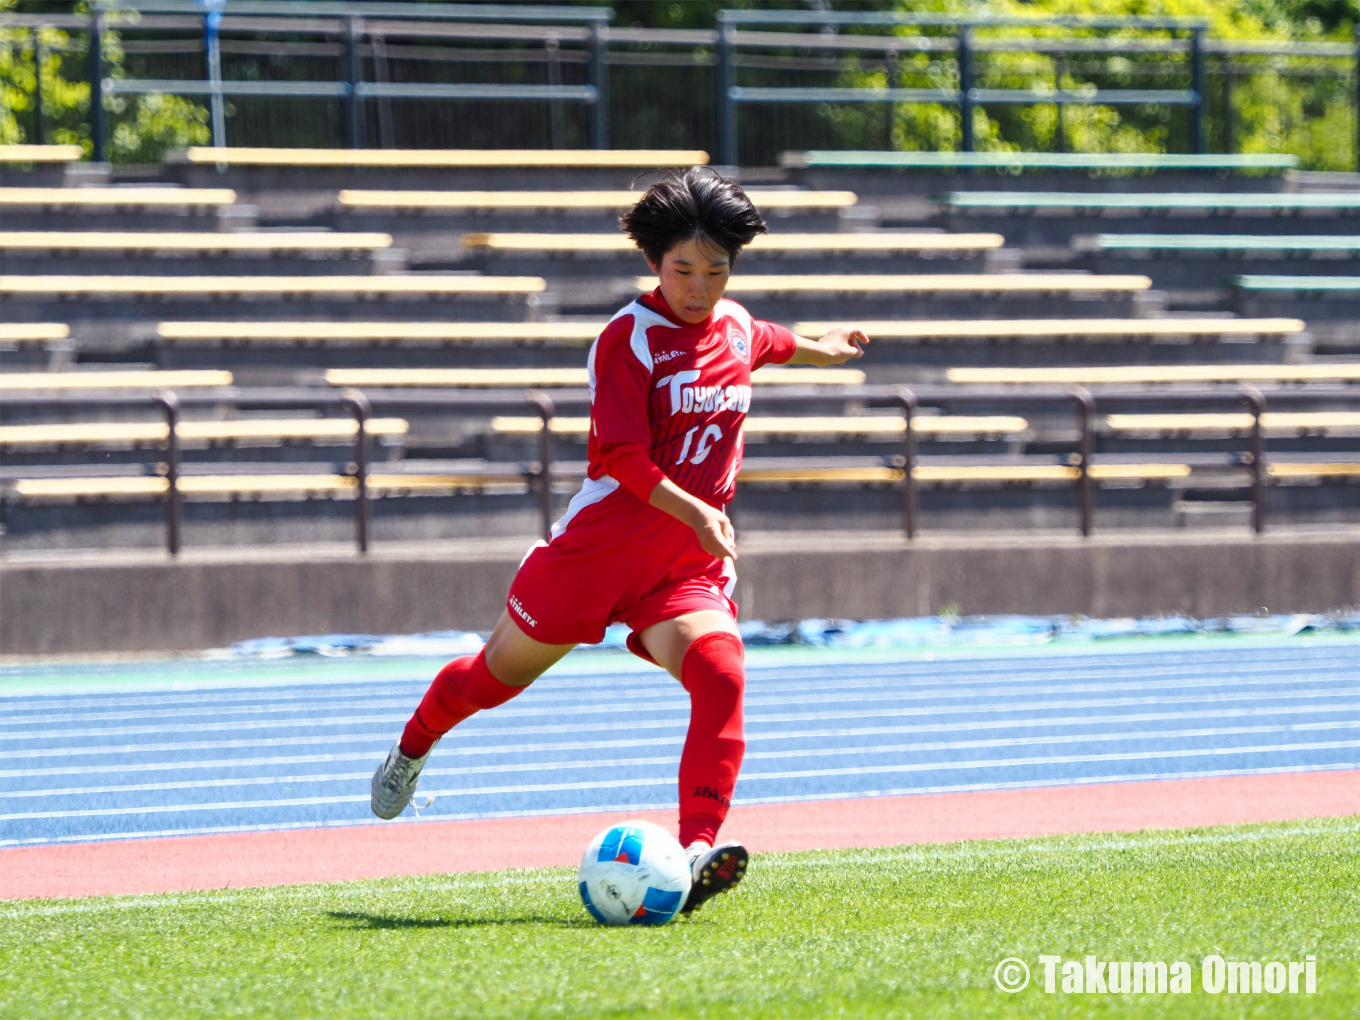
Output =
[
  {"x1": 483, "y1": 609, "x2": 575, "y2": 687},
  {"x1": 637, "y1": 610, "x2": 742, "y2": 682}
]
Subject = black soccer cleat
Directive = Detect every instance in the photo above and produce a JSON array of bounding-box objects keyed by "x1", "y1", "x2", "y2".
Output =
[{"x1": 681, "y1": 840, "x2": 748, "y2": 916}]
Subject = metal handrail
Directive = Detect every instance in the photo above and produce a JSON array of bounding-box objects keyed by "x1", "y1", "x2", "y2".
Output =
[
  {"x1": 715, "y1": 13, "x2": 1215, "y2": 164},
  {"x1": 716, "y1": 10, "x2": 1208, "y2": 29},
  {"x1": 93, "y1": 2, "x2": 612, "y2": 24},
  {"x1": 81, "y1": 3, "x2": 612, "y2": 158},
  {"x1": 9, "y1": 384, "x2": 1360, "y2": 554}
]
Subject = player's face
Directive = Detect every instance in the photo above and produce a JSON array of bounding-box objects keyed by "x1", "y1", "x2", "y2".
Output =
[{"x1": 649, "y1": 237, "x2": 731, "y2": 324}]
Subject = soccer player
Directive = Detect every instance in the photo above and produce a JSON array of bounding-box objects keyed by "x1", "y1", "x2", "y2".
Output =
[{"x1": 371, "y1": 167, "x2": 868, "y2": 915}]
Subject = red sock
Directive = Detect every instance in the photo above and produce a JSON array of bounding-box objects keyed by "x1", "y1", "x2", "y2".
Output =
[
  {"x1": 676, "y1": 631, "x2": 746, "y2": 848},
  {"x1": 399, "y1": 650, "x2": 524, "y2": 758}
]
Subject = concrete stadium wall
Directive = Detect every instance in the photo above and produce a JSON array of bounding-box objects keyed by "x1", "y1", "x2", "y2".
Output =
[{"x1": 2, "y1": 530, "x2": 1358, "y2": 656}]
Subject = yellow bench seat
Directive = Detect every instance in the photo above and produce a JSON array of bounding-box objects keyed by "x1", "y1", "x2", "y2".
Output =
[
  {"x1": 792, "y1": 318, "x2": 1306, "y2": 340},
  {"x1": 158, "y1": 321, "x2": 606, "y2": 344},
  {"x1": 492, "y1": 415, "x2": 1027, "y2": 437},
  {"x1": 0, "y1": 370, "x2": 232, "y2": 391},
  {"x1": 949, "y1": 365, "x2": 1360, "y2": 385},
  {"x1": 0, "y1": 276, "x2": 545, "y2": 297},
  {"x1": 324, "y1": 366, "x2": 865, "y2": 388},
  {"x1": 10, "y1": 471, "x2": 521, "y2": 500},
  {"x1": 0, "y1": 323, "x2": 69, "y2": 343},
  {"x1": 468, "y1": 232, "x2": 1003, "y2": 253},
  {"x1": 639, "y1": 274, "x2": 1151, "y2": 294},
  {"x1": 1106, "y1": 412, "x2": 1360, "y2": 434},
  {"x1": 0, "y1": 418, "x2": 408, "y2": 448},
  {"x1": 0, "y1": 187, "x2": 237, "y2": 207},
  {"x1": 0, "y1": 145, "x2": 83, "y2": 163},
  {"x1": 0, "y1": 232, "x2": 392, "y2": 252},
  {"x1": 184, "y1": 147, "x2": 710, "y2": 168},
  {"x1": 736, "y1": 463, "x2": 1192, "y2": 484},
  {"x1": 339, "y1": 189, "x2": 858, "y2": 211}
]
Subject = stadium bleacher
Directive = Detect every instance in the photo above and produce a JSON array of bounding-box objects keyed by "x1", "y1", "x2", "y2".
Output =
[{"x1": 3, "y1": 139, "x2": 1358, "y2": 551}]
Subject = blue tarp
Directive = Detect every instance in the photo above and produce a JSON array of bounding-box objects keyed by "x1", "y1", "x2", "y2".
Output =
[{"x1": 219, "y1": 611, "x2": 1360, "y2": 659}]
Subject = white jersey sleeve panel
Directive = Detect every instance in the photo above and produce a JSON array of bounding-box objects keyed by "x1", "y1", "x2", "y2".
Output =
[{"x1": 713, "y1": 298, "x2": 754, "y2": 337}]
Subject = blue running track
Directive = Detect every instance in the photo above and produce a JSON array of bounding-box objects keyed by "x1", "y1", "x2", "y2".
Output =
[{"x1": 2, "y1": 637, "x2": 1358, "y2": 848}]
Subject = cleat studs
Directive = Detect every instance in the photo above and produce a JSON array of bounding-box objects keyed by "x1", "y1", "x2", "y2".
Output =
[
  {"x1": 720, "y1": 853, "x2": 730, "y2": 860},
  {"x1": 702, "y1": 878, "x2": 710, "y2": 885}
]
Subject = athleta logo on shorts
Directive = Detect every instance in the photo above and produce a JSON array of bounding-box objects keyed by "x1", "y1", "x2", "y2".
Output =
[
  {"x1": 727, "y1": 327, "x2": 750, "y2": 363},
  {"x1": 508, "y1": 596, "x2": 537, "y2": 628},
  {"x1": 658, "y1": 370, "x2": 753, "y2": 416}
]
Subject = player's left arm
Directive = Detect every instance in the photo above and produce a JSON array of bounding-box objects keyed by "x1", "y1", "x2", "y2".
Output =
[{"x1": 784, "y1": 326, "x2": 869, "y2": 367}]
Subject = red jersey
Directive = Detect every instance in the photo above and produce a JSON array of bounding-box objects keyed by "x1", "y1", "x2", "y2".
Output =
[{"x1": 585, "y1": 288, "x2": 797, "y2": 509}]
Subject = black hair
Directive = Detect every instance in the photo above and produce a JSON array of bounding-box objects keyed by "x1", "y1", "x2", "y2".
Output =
[{"x1": 620, "y1": 167, "x2": 767, "y2": 268}]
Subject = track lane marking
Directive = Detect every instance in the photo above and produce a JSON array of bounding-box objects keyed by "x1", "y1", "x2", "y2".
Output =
[
  {"x1": 6, "y1": 687, "x2": 1358, "y2": 759},
  {"x1": 5, "y1": 739, "x2": 1357, "y2": 822},
  {"x1": 5, "y1": 672, "x2": 1358, "y2": 741},
  {"x1": 8, "y1": 721, "x2": 1358, "y2": 799},
  {"x1": 6, "y1": 703, "x2": 1359, "y2": 778}
]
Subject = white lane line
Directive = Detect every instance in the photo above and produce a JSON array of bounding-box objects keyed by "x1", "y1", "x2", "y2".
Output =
[
  {"x1": 6, "y1": 656, "x2": 1357, "y2": 727},
  {"x1": 0, "y1": 757, "x2": 681, "y2": 798},
  {"x1": 0, "y1": 682, "x2": 688, "y2": 726},
  {"x1": 4, "y1": 653, "x2": 1351, "y2": 721},
  {"x1": 0, "y1": 733, "x2": 398, "y2": 762},
  {"x1": 4, "y1": 649, "x2": 1354, "y2": 719},
  {"x1": 8, "y1": 703, "x2": 1359, "y2": 779},
  {"x1": 7, "y1": 720, "x2": 1357, "y2": 799},
  {"x1": 4, "y1": 739, "x2": 1357, "y2": 821},
  {"x1": 6, "y1": 671, "x2": 1358, "y2": 741},
  {"x1": 6, "y1": 686, "x2": 1358, "y2": 760}
]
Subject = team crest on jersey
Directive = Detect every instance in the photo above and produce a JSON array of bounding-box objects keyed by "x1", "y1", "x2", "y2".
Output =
[{"x1": 727, "y1": 326, "x2": 750, "y2": 363}]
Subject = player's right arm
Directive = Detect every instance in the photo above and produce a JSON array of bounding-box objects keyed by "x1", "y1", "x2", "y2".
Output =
[
  {"x1": 591, "y1": 317, "x2": 737, "y2": 561},
  {"x1": 648, "y1": 479, "x2": 737, "y2": 561}
]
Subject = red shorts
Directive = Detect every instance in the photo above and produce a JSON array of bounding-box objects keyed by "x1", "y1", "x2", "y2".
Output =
[{"x1": 505, "y1": 479, "x2": 737, "y2": 648}]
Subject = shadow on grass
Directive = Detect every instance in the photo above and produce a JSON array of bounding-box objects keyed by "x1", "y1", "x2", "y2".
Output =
[{"x1": 327, "y1": 910, "x2": 586, "y2": 931}]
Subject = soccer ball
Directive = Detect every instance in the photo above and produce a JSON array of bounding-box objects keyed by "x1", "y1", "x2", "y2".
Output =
[{"x1": 577, "y1": 820, "x2": 691, "y2": 926}]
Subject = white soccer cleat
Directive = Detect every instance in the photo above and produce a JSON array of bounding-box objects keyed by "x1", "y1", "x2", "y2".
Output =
[
  {"x1": 681, "y1": 839, "x2": 749, "y2": 915},
  {"x1": 370, "y1": 741, "x2": 435, "y2": 819}
]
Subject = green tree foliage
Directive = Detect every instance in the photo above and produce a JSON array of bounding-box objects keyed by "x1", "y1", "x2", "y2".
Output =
[
  {"x1": 1, "y1": 0, "x2": 1354, "y2": 165},
  {"x1": 0, "y1": 0, "x2": 209, "y2": 161},
  {"x1": 826, "y1": 0, "x2": 1358, "y2": 168}
]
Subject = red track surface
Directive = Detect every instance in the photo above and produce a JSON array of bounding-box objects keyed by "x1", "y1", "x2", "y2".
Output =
[{"x1": 3, "y1": 770, "x2": 1357, "y2": 901}]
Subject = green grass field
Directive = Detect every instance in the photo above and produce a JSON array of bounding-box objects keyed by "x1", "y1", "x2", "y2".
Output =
[{"x1": 3, "y1": 818, "x2": 1356, "y2": 1019}]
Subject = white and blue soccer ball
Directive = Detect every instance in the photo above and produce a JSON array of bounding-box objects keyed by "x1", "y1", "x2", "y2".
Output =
[{"x1": 577, "y1": 820, "x2": 691, "y2": 926}]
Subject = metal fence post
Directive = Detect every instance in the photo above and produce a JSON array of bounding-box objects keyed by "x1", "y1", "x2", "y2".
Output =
[
  {"x1": 1191, "y1": 27, "x2": 1207, "y2": 155},
  {"x1": 958, "y1": 27, "x2": 973, "y2": 153},
  {"x1": 341, "y1": 389, "x2": 371, "y2": 553},
  {"x1": 589, "y1": 21, "x2": 609, "y2": 149},
  {"x1": 154, "y1": 391, "x2": 181, "y2": 556},
  {"x1": 527, "y1": 390, "x2": 556, "y2": 541},
  {"x1": 897, "y1": 387, "x2": 918, "y2": 539},
  {"x1": 1072, "y1": 387, "x2": 1094, "y2": 537},
  {"x1": 1242, "y1": 385, "x2": 1266, "y2": 534},
  {"x1": 344, "y1": 16, "x2": 363, "y2": 149},
  {"x1": 717, "y1": 15, "x2": 736, "y2": 166},
  {"x1": 205, "y1": 0, "x2": 227, "y2": 163},
  {"x1": 546, "y1": 37, "x2": 565, "y2": 149},
  {"x1": 88, "y1": 10, "x2": 103, "y2": 162},
  {"x1": 31, "y1": 29, "x2": 45, "y2": 145}
]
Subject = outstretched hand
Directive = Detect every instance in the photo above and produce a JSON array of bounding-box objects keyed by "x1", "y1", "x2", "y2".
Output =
[
  {"x1": 818, "y1": 326, "x2": 868, "y2": 364},
  {"x1": 789, "y1": 326, "x2": 870, "y2": 366}
]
